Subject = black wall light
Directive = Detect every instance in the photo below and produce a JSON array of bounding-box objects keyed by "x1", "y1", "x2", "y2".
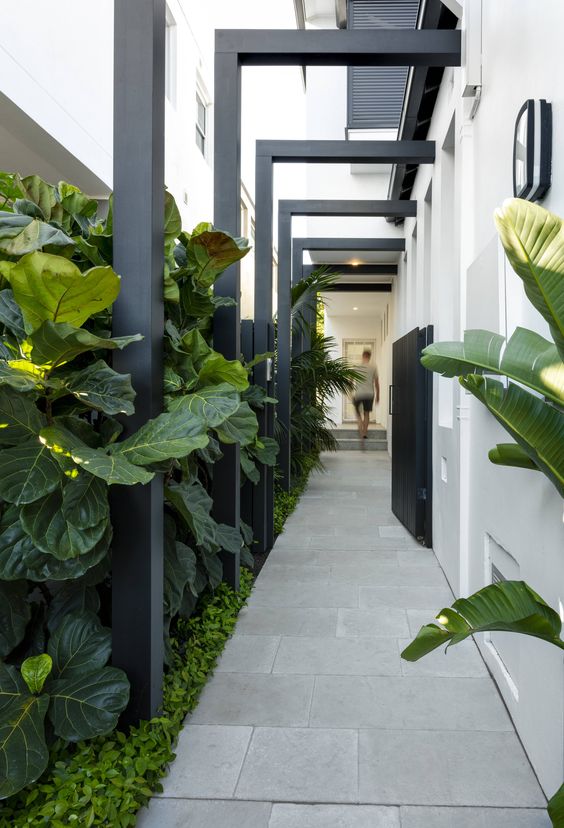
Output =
[{"x1": 513, "y1": 99, "x2": 552, "y2": 201}]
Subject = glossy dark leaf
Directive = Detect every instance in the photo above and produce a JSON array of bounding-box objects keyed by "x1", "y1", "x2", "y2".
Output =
[
  {"x1": 109, "y1": 407, "x2": 208, "y2": 466},
  {"x1": 47, "y1": 666, "x2": 129, "y2": 742},
  {"x1": 48, "y1": 612, "x2": 111, "y2": 680},
  {"x1": 0, "y1": 663, "x2": 49, "y2": 799},
  {"x1": 401, "y1": 581, "x2": 564, "y2": 662},
  {"x1": 29, "y1": 320, "x2": 142, "y2": 369},
  {"x1": 0, "y1": 386, "x2": 45, "y2": 447},
  {"x1": 0, "y1": 580, "x2": 30, "y2": 658},
  {"x1": 20, "y1": 486, "x2": 108, "y2": 560},
  {"x1": 0, "y1": 439, "x2": 61, "y2": 505},
  {"x1": 0, "y1": 289, "x2": 26, "y2": 340},
  {"x1": 167, "y1": 382, "x2": 240, "y2": 427},
  {"x1": 215, "y1": 402, "x2": 258, "y2": 446},
  {"x1": 62, "y1": 359, "x2": 136, "y2": 416},
  {"x1": 46, "y1": 581, "x2": 101, "y2": 634},
  {"x1": 165, "y1": 480, "x2": 217, "y2": 550},
  {"x1": 186, "y1": 228, "x2": 250, "y2": 289},
  {"x1": 39, "y1": 425, "x2": 153, "y2": 485}
]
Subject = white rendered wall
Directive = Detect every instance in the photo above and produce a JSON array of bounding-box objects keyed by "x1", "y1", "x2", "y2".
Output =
[{"x1": 391, "y1": 0, "x2": 564, "y2": 797}]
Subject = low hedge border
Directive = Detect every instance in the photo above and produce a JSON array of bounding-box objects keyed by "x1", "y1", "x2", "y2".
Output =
[
  {"x1": 273, "y1": 452, "x2": 319, "y2": 536},
  {"x1": 0, "y1": 569, "x2": 254, "y2": 828}
]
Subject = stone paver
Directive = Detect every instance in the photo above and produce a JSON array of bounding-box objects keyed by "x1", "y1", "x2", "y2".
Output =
[{"x1": 138, "y1": 452, "x2": 547, "y2": 826}]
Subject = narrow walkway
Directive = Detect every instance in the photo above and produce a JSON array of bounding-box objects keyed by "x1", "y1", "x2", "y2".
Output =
[{"x1": 138, "y1": 452, "x2": 549, "y2": 828}]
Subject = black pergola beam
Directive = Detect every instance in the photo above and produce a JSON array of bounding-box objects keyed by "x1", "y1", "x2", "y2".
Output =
[
  {"x1": 257, "y1": 139, "x2": 435, "y2": 165},
  {"x1": 302, "y1": 265, "x2": 398, "y2": 279},
  {"x1": 252, "y1": 143, "x2": 421, "y2": 550},
  {"x1": 112, "y1": 0, "x2": 165, "y2": 722},
  {"x1": 214, "y1": 27, "x2": 461, "y2": 573},
  {"x1": 274, "y1": 198, "x2": 418, "y2": 494},
  {"x1": 279, "y1": 199, "x2": 418, "y2": 217},
  {"x1": 216, "y1": 28, "x2": 461, "y2": 66},
  {"x1": 293, "y1": 237, "x2": 406, "y2": 252}
]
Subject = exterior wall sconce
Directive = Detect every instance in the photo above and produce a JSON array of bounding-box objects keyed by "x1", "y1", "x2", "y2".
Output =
[{"x1": 513, "y1": 99, "x2": 552, "y2": 201}]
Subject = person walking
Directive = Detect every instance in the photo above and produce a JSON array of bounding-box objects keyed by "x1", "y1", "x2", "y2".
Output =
[{"x1": 352, "y1": 349, "x2": 380, "y2": 440}]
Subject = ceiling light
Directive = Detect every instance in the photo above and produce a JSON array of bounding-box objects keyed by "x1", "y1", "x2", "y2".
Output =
[
  {"x1": 353, "y1": 306, "x2": 358, "y2": 311},
  {"x1": 350, "y1": 259, "x2": 359, "y2": 266}
]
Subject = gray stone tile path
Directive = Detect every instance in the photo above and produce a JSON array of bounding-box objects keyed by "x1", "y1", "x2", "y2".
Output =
[{"x1": 137, "y1": 452, "x2": 549, "y2": 827}]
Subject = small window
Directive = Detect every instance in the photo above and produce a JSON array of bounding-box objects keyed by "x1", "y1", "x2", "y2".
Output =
[
  {"x1": 196, "y1": 93, "x2": 207, "y2": 156},
  {"x1": 165, "y1": 7, "x2": 177, "y2": 106}
]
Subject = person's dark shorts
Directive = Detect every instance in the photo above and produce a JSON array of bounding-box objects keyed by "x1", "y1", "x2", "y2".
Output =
[{"x1": 353, "y1": 395, "x2": 374, "y2": 414}]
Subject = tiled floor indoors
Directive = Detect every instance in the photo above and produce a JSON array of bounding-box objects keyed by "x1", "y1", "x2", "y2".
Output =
[{"x1": 137, "y1": 451, "x2": 549, "y2": 828}]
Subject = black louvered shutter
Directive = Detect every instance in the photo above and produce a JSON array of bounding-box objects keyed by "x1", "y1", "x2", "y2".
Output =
[{"x1": 347, "y1": 0, "x2": 420, "y2": 130}]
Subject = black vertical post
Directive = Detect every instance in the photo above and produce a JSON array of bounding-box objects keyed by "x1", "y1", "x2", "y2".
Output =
[
  {"x1": 277, "y1": 208, "x2": 292, "y2": 490},
  {"x1": 111, "y1": 0, "x2": 165, "y2": 721},
  {"x1": 240, "y1": 320, "x2": 254, "y2": 533},
  {"x1": 213, "y1": 47, "x2": 242, "y2": 589},
  {"x1": 253, "y1": 153, "x2": 274, "y2": 552}
]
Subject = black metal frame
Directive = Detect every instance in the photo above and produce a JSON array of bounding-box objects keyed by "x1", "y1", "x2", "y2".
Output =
[
  {"x1": 292, "y1": 237, "x2": 405, "y2": 287},
  {"x1": 112, "y1": 0, "x2": 166, "y2": 721},
  {"x1": 276, "y1": 198, "x2": 419, "y2": 495},
  {"x1": 214, "y1": 29, "x2": 461, "y2": 576},
  {"x1": 301, "y1": 265, "x2": 397, "y2": 279}
]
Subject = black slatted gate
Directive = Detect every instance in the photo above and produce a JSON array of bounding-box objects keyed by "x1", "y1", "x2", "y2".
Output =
[{"x1": 390, "y1": 326, "x2": 433, "y2": 546}]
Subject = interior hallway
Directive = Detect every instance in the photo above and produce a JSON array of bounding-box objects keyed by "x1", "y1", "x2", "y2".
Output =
[{"x1": 137, "y1": 452, "x2": 549, "y2": 828}]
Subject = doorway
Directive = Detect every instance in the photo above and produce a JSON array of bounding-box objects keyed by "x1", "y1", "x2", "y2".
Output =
[{"x1": 342, "y1": 338, "x2": 377, "y2": 422}]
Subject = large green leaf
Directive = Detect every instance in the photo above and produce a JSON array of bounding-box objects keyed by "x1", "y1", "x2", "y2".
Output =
[
  {"x1": 0, "y1": 512, "x2": 111, "y2": 582},
  {"x1": 495, "y1": 199, "x2": 564, "y2": 359},
  {"x1": 164, "y1": 538, "x2": 197, "y2": 617},
  {"x1": 0, "y1": 289, "x2": 26, "y2": 340},
  {"x1": 47, "y1": 666, "x2": 129, "y2": 742},
  {"x1": 198, "y1": 352, "x2": 249, "y2": 391},
  {"x1": 401, "y1": 580, "x2": 564, "y2": 663},
  {"x1": 461, "y1": 375, "x2": 564, "y2": 496},
  {"x1": 0, "y1": 506, "x2": 108, "y2": 580},
  {"x1": 215, "y1": 402, "x2": 258, "y2": 446},
  {"x1": 61, "y1": 474, "x2": 109, "y2": 529},
  {"x1": 0, "y1": 580, "x2": 30, "y2": 658},
  {"x1": 180, "y1": 328, "x2": 211, "y2": 367},
  {"x1": 548, "y1": 783, "x2": 564, "y2": 828},
  {"x1": 0, "y1": 360, "x2": 44, "y2": 392},
  {"x1": 240, "y1": 449, "x2": 259, "y2": 484},
  {"x1": 29, "y1": 320, "x2": 142, "y2": 368},
  {"x1": 39, "y1": 425, "x2": 153, "y2": 485},
  {"x1": 215, "y1": 523, "x2": 242, "y2": 555},
  {"x1": 165, "y1": 480, "x2": 217, "y2": 550},
  {"x1": 0, "y1": 386, "x2": 45, "y2": 447},
  {"x1": 187, "y1": 228, "x2": 249, "y2": 289},
  {"x1": 488, "y1": 443, "x2": 538, "y2": 471},
  {"x1": 167, "y1": 382, "x2": 240, "y2": 427},
  {"x1": 422, "y1": 327, "x2": 564, "y2": 405},
  {"x1": 20, "y1": 486, "x2": 108, "y2": 560},
  {"x1": 5, "y1": 252, "x2": 120, "y2": 333},
  {"x1": 0, "y1": 212, "x2": 73, "y2": 256},
  {"x1": 48, "y1": 612, "x2": 111, "y2": 680},
  {"x1": 0, "y1": 439, "x2": 62, "y2": 505},
  {"x1": 109, "y1": 407, "x2": 208, "y2": 466},
  {"x1": 15, "y1": 175, "x2": 59, "y2": 222},
  {"x1": 164, "y1": 190, "x2": 182, "y2": 249},
  {"x1": 0, "y1": 664, "x2": 49, "y2": 799},
  {"x1": 250, "y1": 436, "x2": 279, "y2": 466},
  {"x1": 46, "y1": 581, "x2": 100, "y2": 634},
  {"x1": 61, "y1": 359, "x2": 136, "y2": 416}
]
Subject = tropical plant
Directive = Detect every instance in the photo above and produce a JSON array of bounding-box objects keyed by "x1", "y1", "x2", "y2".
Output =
[
  {"x1": 288, "y1": 267, "x2": 361, "y2": 479},
  {"x1": 401, "y1": 197, "x2": 564, "y2": 826},
  {"x1": 0, "y1": 172, "x2": 269, "y2": 797},
  {"x1": 0, "y1": 612, "x2": 129, "y2": 799}
]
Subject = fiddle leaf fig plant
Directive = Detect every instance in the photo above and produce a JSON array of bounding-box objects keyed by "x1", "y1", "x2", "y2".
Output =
[{"x1": 0, "y1": 612, "x2": 129, "y2": 799}]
